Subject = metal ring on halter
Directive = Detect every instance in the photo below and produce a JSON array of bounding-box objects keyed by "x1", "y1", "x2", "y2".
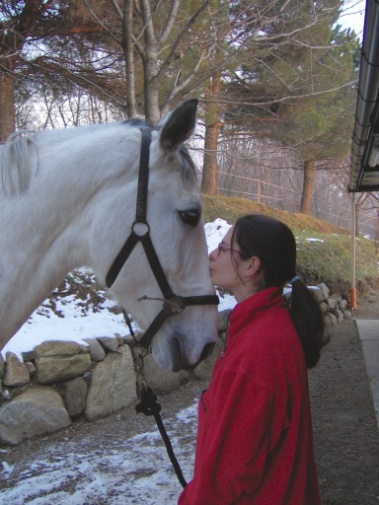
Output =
[{"x1": 132, "y1": 221, "x2": 150, "y2": 237}]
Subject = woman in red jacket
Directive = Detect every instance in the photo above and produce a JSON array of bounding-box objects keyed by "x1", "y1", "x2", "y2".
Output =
[{"x1": 178, "y1": 214, "x2": 328, "y2": 505}]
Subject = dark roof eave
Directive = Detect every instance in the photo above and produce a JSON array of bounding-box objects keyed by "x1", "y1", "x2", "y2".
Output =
[{"x1": 349, "y1": 0, "x2": 379, "y2": 192}]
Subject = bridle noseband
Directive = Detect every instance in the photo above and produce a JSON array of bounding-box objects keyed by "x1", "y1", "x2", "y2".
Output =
[{"x1": 105, "y1": 126, "x2": 219, "y2": 351}]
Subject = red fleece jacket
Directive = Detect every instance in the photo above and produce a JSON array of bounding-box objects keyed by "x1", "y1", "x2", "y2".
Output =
[{"x1": 179, "y1": 287, "x2": 320, "y2": 505}]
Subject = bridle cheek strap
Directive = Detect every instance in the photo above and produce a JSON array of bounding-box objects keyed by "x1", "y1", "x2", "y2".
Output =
[{"x1": 105, "y1": 126, "x2": 219, "y2": 351}]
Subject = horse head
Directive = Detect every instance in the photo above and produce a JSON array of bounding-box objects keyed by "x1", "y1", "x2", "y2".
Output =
[
  {"x1": 0, "y1": 100, "x2": 219, "y2": 372},
  {"x1": 89, "y1": 100, "x2": 219, "y2": 371}
]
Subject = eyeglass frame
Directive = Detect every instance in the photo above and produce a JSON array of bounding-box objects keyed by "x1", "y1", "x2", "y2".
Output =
[{"x1": 217, "y1": 241, "x2": 241, "y2": 256}]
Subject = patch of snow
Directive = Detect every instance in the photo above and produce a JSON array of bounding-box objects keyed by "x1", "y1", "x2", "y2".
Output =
[
  {"x1": 0, "y1": 401, "x2": 199, "y2": 504},
  {"x1": 306, "y1": 238, "x2": 324, "y2": 243}
]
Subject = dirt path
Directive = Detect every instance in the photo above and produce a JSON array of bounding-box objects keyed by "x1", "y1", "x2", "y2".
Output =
[
  {"x1": 1, "y1": 303, "x2": 379, "y2": 504},
  {"x1": 310, "y1": 319, "x2": 379, "y2": 504}
]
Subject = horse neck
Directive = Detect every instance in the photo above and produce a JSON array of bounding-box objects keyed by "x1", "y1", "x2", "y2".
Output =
[{"x1": 0, "y1": 126, "x2": 139, "y2": 346}]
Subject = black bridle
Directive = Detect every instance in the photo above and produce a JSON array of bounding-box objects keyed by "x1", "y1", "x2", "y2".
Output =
[
  {"x1": 104, "y1": 126, "x2": 219, "y2": 489},
  {"x1": 105, "y1": 126, "x2": 219, "y2": 351}
]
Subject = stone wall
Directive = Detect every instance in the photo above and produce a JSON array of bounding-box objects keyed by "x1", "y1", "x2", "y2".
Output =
[
  {"x1": 0, "y1": 283, "x2": 351, "y2": 446},
  {"x1": 309, "y1": 282, "x2": 353, "y2": 326}
]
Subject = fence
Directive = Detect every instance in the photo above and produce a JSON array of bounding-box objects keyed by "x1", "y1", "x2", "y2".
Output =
[{"x1": 217, "y1": 171, "x2": 378, "y2": 239}]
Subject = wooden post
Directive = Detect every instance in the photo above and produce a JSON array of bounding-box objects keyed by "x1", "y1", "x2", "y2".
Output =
[
  {"x1": 257, "y1": 180, "x2": 261, "y2": 204},
  {"x1": 350, "y1": 192, "x2": 357, "y2": 310}
]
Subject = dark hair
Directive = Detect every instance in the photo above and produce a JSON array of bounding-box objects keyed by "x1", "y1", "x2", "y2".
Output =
[{"x1": 232, "y1": 214, "x2": 328, "y2": 368}]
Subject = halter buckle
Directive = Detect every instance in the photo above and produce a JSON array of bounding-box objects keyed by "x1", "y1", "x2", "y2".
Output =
[{"x1": 163, "y1": 296, "x2": 185, "y2": 316}]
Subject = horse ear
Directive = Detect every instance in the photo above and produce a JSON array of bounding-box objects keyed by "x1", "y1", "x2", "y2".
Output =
[{"x1": 159, "y1": 99, "x2": 198, "y2": 152}]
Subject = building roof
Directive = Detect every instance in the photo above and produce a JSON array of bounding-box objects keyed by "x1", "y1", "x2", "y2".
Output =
[{"x1": 349, "y1": 0, "x2": 379, "y2": 192}]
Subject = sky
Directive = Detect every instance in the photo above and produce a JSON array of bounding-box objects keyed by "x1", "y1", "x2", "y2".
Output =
[{"x1": 338, "y1": 0, "x2": 366, "y2": 38}]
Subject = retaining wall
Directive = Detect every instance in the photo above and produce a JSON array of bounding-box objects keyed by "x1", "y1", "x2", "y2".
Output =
[{"x1": 0, "y1": 283, "x2": 351, "y2": 446}]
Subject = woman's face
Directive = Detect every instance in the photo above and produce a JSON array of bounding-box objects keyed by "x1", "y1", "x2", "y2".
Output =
[{"x1": 208, "y1": 227, "x2": 242, "y2": 293}]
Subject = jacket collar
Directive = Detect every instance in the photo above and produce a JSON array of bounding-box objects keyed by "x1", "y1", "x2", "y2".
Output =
[{"x1": 228, "y1": 287, "x2": 284, "y2": 337}]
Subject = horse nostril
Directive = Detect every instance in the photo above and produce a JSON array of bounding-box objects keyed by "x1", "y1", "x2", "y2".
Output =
[{"x1": 200, "y1": 342, "x2": 215, "y2": 361}]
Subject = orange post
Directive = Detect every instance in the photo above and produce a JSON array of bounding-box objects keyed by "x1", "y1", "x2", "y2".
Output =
[{"x1": 349, "y1": 287, "x2": 357, "y2": 310}]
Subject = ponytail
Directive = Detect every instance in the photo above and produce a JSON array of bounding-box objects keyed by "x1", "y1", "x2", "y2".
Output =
[
  {"x1": 233, "y1": 214, "x2": 329, "y2": 368},
  {"x1": 289, "y1": 279, "x2": 328, "y2": 368}
]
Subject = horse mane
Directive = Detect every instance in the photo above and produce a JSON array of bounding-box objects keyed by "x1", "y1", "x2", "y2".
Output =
[
  {"x1": 0, "y1": 120, "x2": 198, "y2": 196},
  {"x1": 0, "y1": 131, "x2": 39, "y2": 196}
]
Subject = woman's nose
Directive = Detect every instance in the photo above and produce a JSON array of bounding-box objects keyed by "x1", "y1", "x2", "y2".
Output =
[{"x1": 209, "y1": 248, "x2": 218, "y2": 261}]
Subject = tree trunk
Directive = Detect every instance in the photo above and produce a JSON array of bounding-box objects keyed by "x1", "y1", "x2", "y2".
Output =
[
  {"x1": 140, "y1": 0, "x2": 161, "y2": 125},
  {"x1": 0, "y1": 71, "x2": 15, "y2": 142},
  {"x1": 123, "y1": 0, "x2": 137, "y2": 118},
  {"x1": 300, "y1": 159, "x2": 314, "y2": 214},
  {"x1": 201, "y1": 74, "x2": 221, "y2": 195}
]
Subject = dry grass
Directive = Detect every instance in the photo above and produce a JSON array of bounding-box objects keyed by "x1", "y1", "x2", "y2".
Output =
[{"x1": 202, "y1": 194, "x2": 379, "y2": 298}]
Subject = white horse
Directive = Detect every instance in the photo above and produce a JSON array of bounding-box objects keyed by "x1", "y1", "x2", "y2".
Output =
[{"x1": 0, "y1": 100, "x2": 218, "y2": 372}]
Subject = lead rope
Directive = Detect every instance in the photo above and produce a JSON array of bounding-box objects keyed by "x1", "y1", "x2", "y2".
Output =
[{"x1": 123, "y1": 311, "x2": 188, "y2": 488}]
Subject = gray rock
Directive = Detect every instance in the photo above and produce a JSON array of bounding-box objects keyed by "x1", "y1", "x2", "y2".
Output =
[
  {"x1": 4, "y1": 384, "x2": 29, "y2": 401},
  {"x1": 3, "y1": 352, "x2": 30, "y2": 387},
  {"x1": 192, "y1": 339, "x2": 224, "y2": 380},
  {"x1": 143, "y1": 353, "x2": 188, "y2": 394},
  {"x1": 218, "y1": 309, "x2": 231, "y2": 333},
  {"x1": 97, "y1": 336, "x2": 119, "y2": 353},
  {"x1": 339, "y1": 300, "x2": 348, "y2": 311},
  {"x1": 319, "y1": 301, "x2": 329, "y2": 314},
  {"x1": 0, "y1": 354, "x2": 4, "y2": 378},
  {"x1": 21, "y1": 350, "x2": 36, "y2": 362},
  {"x1": 327, "y1": 298, "x2": 338, "y2": 310},
  {"x1": 60, "y1": 377, "x2": 87, "y2": 418},
  {"x1": 115, "y1": 333, "x2": 126, "y2": 347},
  {"x1": 311, "y1": 287, "x2": 326, "y2": 303},
  {"x1": 344, "y1": 310, "x2": 353, "y2": 319},
  {"x1": 25, "y1": 361, "x2": 36, "y2": 375},
  {"x1": 325, "y1": 313, "x2": 338, "y2": 326},
  {"x1": 330, "y1": 294, "x2": 343, "y2": 302},
  {"x1": 317, "y1": 283, "x2": 330, "y2": 300},
  {"x1": 85, "y1": 345, "x2": 135, "y2": 421},
  {"x1": 33, "y1": 340, "x2": 88, "y2": 358},
  {"x1": 0, "y1": 388, "x2": 71, "y2": 445},
  {"x1": 83, "y1": 338, "x2": 106, "y2": 362},
  {"x1": 33, "y1": 343, "x2": 91, "y2": 384},
  {"x1": 333, "y1": 309, "x2": 344, "y2": 322}
]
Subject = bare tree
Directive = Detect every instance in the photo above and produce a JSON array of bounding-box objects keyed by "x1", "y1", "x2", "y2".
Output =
[
  {"x1": 0, "y1": 0, "x2": 124, "y2": 139},
  {"x1": 200, "y1": 0, "x2": 359, "y2": 203}
]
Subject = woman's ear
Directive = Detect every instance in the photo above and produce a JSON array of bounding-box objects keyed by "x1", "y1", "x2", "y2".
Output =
[{"x1": 244, "y1": 256, "x2": 262, "y2": 278}]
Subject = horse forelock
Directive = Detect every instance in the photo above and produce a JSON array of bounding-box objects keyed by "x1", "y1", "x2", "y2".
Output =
[{"x1": 178, "y1": 145, "x2": 198, "y2": 187}]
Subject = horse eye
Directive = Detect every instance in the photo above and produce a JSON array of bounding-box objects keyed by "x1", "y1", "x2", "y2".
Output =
[{"x1": 178, "y1": 209, "x2": 201, "y2": 227}]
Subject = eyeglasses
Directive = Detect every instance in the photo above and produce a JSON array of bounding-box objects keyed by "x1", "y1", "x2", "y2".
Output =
[{"x1": 217, "y1": 242, "x2": 241, "y2": 256}]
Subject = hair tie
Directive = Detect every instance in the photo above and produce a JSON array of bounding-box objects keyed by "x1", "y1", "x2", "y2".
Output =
[{"x1": 290, "y1": 275, "x2": 300, "y2": 285}]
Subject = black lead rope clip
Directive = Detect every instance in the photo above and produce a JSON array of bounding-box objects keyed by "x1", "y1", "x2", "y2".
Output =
[
  {"x1": 135, "y1": 386, "x2": 162, "y2": 416},
  {"x1": 130, "y1": 342, "x2": 161, "y2": 416},
  {"x1": 129, "y1": 341, "x2": 188, "y2": 488}
]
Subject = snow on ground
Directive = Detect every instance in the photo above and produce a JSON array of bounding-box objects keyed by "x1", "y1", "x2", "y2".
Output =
[
  {"x1": 0, "y1": 403, "x2": 198, "y2": 504},
  {"x1": 306, "y1": 238, "x2": 324, "y2": 243}
]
